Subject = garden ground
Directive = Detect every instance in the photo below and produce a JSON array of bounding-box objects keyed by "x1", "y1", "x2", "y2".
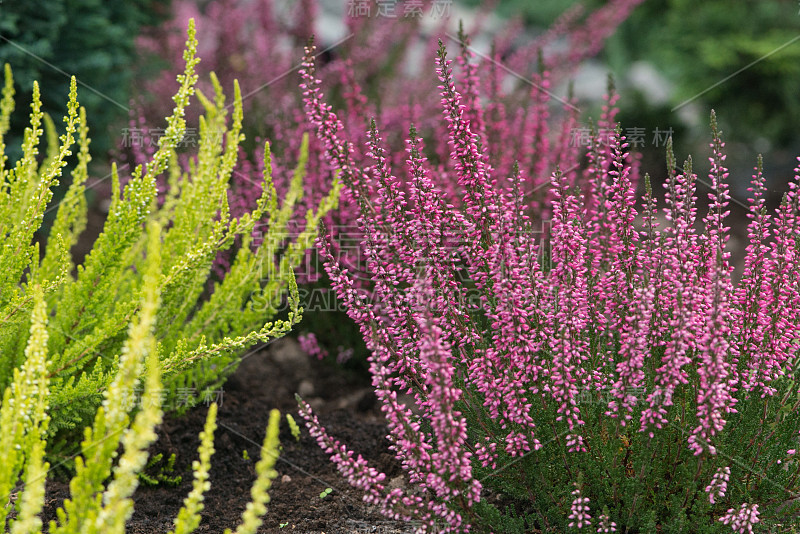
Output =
[{"x1": 37, "y1": 338, "x2": 414, "y2": 534}]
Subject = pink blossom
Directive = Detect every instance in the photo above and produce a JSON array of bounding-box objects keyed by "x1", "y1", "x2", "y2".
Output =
[
  {"x1": 298, "y1": 332, "x2": 328, "y2": 360},
  {"x1": 568, "y1": 486, "x2": 592, "y2": 529},
  {"x1": 596, "y1": 513, "x2": 617, "y2": 533},
  {"x1": 719, "y1": 503, "x2": 760, "y2": 534},
  {"x1": 705, "y1": 466, "x2": 731, "y2": 504}
]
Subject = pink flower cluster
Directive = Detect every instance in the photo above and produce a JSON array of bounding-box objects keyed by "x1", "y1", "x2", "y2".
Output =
[
  {"x1": 298, "y1": 332, "x2": 328, "y2": 360},
  {"x1": 568, "y1": 485, "x2": 592, "y2": 529},
  {"x1": 719, "y1": 504, "x2": 760, "y2": 534},
  {"x1": 705, "y1": 466, "x2": 731, "y2": 504},
  {"x1": 596, "y1": 513, "x2": 617, "y2": 533}
]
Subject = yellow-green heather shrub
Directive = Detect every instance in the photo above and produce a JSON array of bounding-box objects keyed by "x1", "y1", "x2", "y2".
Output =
[
  {"x1": 0, "y1": 222, "x2": 283, "y2": 533},
  {"x1": 0, "y1": 18, "x2": 340, "y2": 460}
]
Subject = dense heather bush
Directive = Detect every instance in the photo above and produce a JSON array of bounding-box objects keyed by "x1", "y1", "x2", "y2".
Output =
[
  {"x1": 131, "y1": 0, "x2": 643, "y2": 365},
  {"x1": 296, "y1": 38, "x2": 800, "y2": 532},
  {"x1": 0, "y1": 21, "x2": 339, "y2": 459},
  {"x1": 0, "y1": 19, "x2": 316, "y2": 534},
  {"x1": 0, "y1": 231, "x2": 282, "y2": 534}
]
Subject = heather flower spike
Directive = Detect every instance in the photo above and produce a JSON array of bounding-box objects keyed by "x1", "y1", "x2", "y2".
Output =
[
  {"x1": 706, "y1": 466, "x2": 731, "y2": 504},
  {"x1": 719, "y1": 503, "x2": 760, "y2": 534},
  {"x1": 568, "y1": 483, "x2": 592, "y2": 529},
  {"x1": 688, "y1": 111, "x2": 739, "y2": 456}
]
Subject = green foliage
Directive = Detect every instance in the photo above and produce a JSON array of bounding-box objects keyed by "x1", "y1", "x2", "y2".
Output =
[
  {"x1": 0, "y1": 229, "x2": 283, "y2": 533},
  {"x1": 227, "y1": 409, "x2": 282, "y2": 534},
  {"x1": 285, "y1": 413, "x2": 300, "y2": 442},
  {"x1": 465, "y1": 0, "x2": 799, "y2": 148},
  {"x1": 457, "y1": 353, "x2": 800, "y2": 532},
  {"x1": 138, "y1": 453, "x2": 182, "y2": 487},
  {"x1": 618, "y1": 0, "x2": 800, "y2": 147},
  {"x1": 0, "y1": 0, "x2": 171, "y2": 157},
  {"x1": 459, "y1": 359, "x2": 800, "y2": 532},
  {"x1": 462, "y1": 388, "x2": 798, "y2": 534},
  {"x1": 0, "y1": 19, "x2": 340, "y2": 460}
]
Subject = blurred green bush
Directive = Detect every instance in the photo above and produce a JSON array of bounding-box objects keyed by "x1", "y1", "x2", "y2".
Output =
[
  {"x1": 469, "y1": 0, "x2": 800, "y2": 152},
  {"x1": 612, "y1": 0, "x2": 800, "y2": 150},
  {"x1": 0, "y1": 0, "x2": 171, "y2": 157}
]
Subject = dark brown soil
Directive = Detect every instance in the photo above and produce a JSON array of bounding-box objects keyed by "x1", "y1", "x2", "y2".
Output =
[{"x1": 38, "y1": 338, "x2": 415, "y2": 534}]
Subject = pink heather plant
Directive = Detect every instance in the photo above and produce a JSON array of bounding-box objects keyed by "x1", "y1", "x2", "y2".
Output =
[
  {"x1": 298, "y1": 331, "x2": 353, "y2": 363},
  {"x1": 294, "y1": 29, "x2": 800, "y2": 534},
  {"x1": 128, "y1": 0, "x2": 644, "y2": 328},
  {"x1": 596, "y1": 511, "x2": 617, "y2": 533},
  {"x1": 706, "y1": 466, "x2": 731, "y2": 505}
]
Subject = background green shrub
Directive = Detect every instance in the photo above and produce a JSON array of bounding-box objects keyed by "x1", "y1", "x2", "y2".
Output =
[{"x1": 0, "y1": 0, "x2": 171, "y2": 158}]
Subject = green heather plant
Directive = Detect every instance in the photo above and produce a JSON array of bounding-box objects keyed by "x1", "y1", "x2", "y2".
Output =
[
  {"x1": 0, "y1": 19, "x2": 340, "y2": 459},
  {"x1": 285, "y1": 413, "x2": 301, "y2": 442},
  {"x1": 0, "y1": 224, "x2": 283, "y2": 533},
  {"x1": 138, "y1": 452, "x2": 182, "y2": 487}
]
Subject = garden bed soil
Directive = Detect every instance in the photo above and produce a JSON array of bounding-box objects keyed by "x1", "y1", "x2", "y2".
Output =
[{"x1": 38, "y1": 338, "x2": 414, "y2": 534}]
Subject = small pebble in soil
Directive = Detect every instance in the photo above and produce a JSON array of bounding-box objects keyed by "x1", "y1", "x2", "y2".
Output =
[{"x1": 298, "y1": 379, "x2": 315, "y2": 397}]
